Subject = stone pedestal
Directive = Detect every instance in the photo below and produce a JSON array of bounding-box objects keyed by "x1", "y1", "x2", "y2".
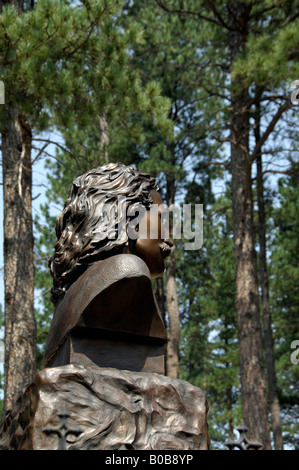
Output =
[{"x1": 0, "y1": 364, "x2": 209, "y2": 450}]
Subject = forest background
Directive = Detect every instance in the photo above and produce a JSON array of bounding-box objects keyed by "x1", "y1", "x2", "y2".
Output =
[{"x1": 0, "y1": 0, "x2": 298, "y2": 450}]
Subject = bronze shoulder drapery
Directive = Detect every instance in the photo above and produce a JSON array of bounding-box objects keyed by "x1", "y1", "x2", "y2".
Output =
[{"x1": 42, "y1": 254, "x2": 167, "y2": 372}]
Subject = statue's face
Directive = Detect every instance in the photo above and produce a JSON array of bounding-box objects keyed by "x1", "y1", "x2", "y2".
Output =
[{"x1": 133, "y1": 190, "x2": 174, "y2": 278}]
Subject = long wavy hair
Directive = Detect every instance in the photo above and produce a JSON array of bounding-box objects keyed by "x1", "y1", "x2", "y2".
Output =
[{"x1": 49, "y1": 162, "x2": 158, "y2": 305}]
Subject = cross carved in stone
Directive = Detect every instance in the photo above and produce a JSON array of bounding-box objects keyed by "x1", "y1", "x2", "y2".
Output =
[
  {"x1": 225, "y1": 420, "x2": 263, "y2": 450},
  {"x1": 43, "y1": 406, "x2": 83, "y2": 450}
]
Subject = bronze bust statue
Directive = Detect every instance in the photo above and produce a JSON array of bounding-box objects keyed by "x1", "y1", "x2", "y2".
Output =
[{"x1": 42, "y1": 163, "x2": 174, "y2": 375}]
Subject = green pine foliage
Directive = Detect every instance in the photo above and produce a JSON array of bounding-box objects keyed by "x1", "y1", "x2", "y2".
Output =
[
  {"x1": 0, "y1": 0, "x2": 171, "y2": 135},
  {"x1": 120, "y1": 0, "x2": 226, "y2": 193}
]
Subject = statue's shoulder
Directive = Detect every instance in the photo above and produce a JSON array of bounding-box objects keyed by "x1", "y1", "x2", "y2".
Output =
[
  {"x1": 42, "y1": 255, "x2": 153, "y2": 367},
  {"x1": 73, "y1": 254, "x2": 150, "y2": 300},
  {"x1": 57, "y1": 254, "x2": 151, "y2": 317},
  {"x1": 88, "y1": 254, "x2": 150, "y2": 283}
]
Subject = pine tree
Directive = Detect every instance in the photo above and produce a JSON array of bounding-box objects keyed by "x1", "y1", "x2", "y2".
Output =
[
  {"x1": 270, "y1": 161, "x2": 299, "y2": 449},
  {"x1": 254, "y1": 101, "x2": 283, "y2": 449},
  {"x1": 157, "y1": 0, "x2": 299, "y2": 448}
]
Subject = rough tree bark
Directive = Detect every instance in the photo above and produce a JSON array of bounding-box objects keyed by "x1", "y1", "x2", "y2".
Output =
[
  {"x1": 165, "y1": 173, "x2": 180, "y2": 379},
  {"x1": 165, "y1": 256, "x2": 180, "y2": 378},
  {"x1": 2, "y1": 105, "x2": 36, "y2": 411},
  {"x1": 229, "y1": 2, "x2": 271, "y2": 449},
  {"x1": 255, "y1": 107, "x2": 284, "y2": 450}
]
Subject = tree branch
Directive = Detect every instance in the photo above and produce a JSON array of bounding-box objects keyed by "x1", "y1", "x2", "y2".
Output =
[
  {"x1": 156, "y1": 0, "x2": 232, "y2": 29},
  {"x1": 32, "y1": 138, "x2": 78, "y2": 162},
  {"x1": 252, "y1": 168, "x2": 298, "y2": 181},
  {"x1": 250, "y1": 100, "x2": 291, "y2": 164},
  {"x1": 31, "y1": 144, "x2": 74, "y2": 172},
  {"x1": 31, "y1": 142, "x2": 50, "y2": 165},
  {"x1": 206, "y1": 0, "x2": 231, "y2": 31}
]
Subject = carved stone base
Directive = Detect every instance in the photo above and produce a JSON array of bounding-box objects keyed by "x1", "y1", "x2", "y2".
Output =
[{"x1": 0, "y1": 364, "x2": 209, "y2": 450}]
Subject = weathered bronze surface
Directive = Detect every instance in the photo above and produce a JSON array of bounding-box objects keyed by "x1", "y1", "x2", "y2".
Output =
[
  {"x1": 0, "y1": 365, "x2": 209, "y2": 450},
  {"x1": 42, "y1": 254, "x2": 167, "y2": 374},
  {"x1": 42, "y1": 163, "x2": 173, "y2": 374}
]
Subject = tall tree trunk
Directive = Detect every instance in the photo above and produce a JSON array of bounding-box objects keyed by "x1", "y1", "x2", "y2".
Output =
[
  {"x1": 2, "y1": 106, "x2": 36, "y2": 411},
  {"x1": 230, "y1": 93, "x2": 271, "y2": 449},
  {"x1": 254, "y1": 107, "x2": 284, "y2": 450},
  {"x1": 229, "y1": 3, "x2": 271, "y2": 449},
  {"x1": 165, "y1": 256, "x2": 180, "y2": 378},
  {"x1": 165, "y1": 173, "x2": 180, "y2": 378}
]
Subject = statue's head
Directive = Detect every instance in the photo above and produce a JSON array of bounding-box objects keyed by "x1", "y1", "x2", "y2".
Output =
[{"x1": 49, "y1": 162, "x2": 173, "y2": 305}]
